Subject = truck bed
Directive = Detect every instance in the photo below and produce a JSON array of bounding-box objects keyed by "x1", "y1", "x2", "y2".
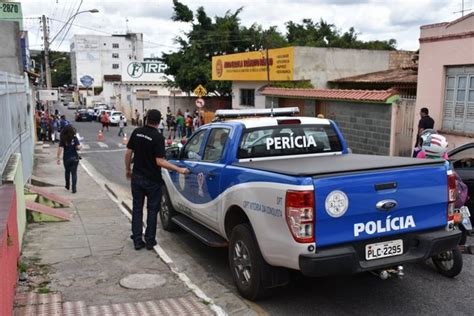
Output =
[{"x1": 234, "y1": 154, "x2": 445, "y2": 177}]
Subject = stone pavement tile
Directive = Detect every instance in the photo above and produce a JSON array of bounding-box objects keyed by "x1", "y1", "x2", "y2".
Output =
[
  {"x1": 15, "y1": 292, "x2": 62, "y2": 307},
  {"x1": 62, "y1": 301, "x2": 88, "y2": 316}
]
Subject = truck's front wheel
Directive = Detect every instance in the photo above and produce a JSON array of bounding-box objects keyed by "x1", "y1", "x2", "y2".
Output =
[
  {"x1": 160, "y1": 185, "x2": 178, "y2": 231},
  {"x1": 229, "y1": 224, "x2": 269, "y2": 300}
]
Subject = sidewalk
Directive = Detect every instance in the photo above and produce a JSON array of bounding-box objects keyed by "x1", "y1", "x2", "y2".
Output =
[{"x1": 14, "y1": 144, "x2": 215, "y2": 315}]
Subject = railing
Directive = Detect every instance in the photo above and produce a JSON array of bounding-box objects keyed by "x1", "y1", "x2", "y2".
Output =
[{"x1": 0, "y1": 71, "x2": 34, "y2": 185}]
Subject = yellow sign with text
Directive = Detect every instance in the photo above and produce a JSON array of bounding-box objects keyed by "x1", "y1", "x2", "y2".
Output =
[{"x1": 212, "y1": 47, "x2": 294, "y2": 81}]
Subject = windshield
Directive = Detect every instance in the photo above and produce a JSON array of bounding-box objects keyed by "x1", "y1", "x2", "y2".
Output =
[{"x1": 238, "y1": 124, "x2": 342, "y2": 159}]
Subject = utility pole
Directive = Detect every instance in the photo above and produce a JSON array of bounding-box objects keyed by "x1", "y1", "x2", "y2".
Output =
[{"x1": 42, "y1": 15, "x2": 52, "y2": 89}]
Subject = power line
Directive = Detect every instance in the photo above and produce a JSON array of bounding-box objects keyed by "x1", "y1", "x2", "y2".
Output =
[{"x1": 56, "y1": 0, "x2": 83, "y2": 50}]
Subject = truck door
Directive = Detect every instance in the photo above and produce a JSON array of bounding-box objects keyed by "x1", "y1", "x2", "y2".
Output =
[{"x1": 196, "y1": 128, "x2": 230, "y2": 227}]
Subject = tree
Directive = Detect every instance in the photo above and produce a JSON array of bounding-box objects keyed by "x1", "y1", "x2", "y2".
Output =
[
  {"x1": 162, "y1": 1, "x2": 285, "y2": 96},
  {"x1": 31, "y1": 51, "x2": 71, "y2": 87}
]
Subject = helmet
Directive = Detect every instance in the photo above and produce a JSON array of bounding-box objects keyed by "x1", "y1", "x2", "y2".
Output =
[{"x1": 421, "y1": 133, "x2": 448, "y2": 158}]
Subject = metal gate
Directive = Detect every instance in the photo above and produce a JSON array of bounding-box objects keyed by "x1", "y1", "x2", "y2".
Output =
[
  {"x1": 0, "y1": 71, "x2": 34, "y2": 185},
  {"x1": 393, "y1": 98, "x2": 416, "y2": 157}
]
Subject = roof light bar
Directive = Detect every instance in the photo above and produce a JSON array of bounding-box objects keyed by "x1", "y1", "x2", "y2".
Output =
[{"x1": 214, "y1": 107, "x2": 300, "y2": 120}]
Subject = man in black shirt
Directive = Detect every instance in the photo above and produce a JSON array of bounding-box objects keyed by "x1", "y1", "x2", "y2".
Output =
[
  {"x1": 125, "y1": 109, "x2": 189, "y2": 250},
  {"x1": 414, "y1": 107, "x2": 435, "y2": 156}
]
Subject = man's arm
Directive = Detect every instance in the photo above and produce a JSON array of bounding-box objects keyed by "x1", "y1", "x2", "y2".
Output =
[
  {"x1": 125, "y1": 149, "x2": 133, "y2": 180},
  {"x1": 56, "y1": 146, "x2": 62, "y2": 165},
  {"x1": 156, "y1": 158, "x2": 190, "y2": 174}
]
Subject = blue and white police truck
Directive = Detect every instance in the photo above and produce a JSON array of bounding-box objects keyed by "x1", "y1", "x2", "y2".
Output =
[{"x1": 161, "y1": 108, "x2": 461, "y2": 300}]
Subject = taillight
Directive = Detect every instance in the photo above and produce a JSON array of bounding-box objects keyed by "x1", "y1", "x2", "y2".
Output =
[
  {"x1": 447, "y1": 173, "x2": 456, "y2": 222},
  {"x1": 285, "y1": 190, "x2": 315, "y2": 243}
]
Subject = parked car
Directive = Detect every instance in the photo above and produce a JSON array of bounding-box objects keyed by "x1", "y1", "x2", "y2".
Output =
[
  {"x1": 161, "y1": 107, "x2": 461, "y2": 300},
  {"x1": 92, "y1": 106, "x2": 107, "y2": 120},
  {"x1": 75, "y1": 109, "x2": 92, "y2": 122},
  {"x1": 67, "y1": 102, "x2": 77, "y2": 110},
  {"x1": 109, "y1": 111, "x2": 127, "y2": 126}
]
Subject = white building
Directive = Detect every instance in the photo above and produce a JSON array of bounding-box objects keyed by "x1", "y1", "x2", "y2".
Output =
[{"x1": 70, "y1": 33, "x2": 143, "y2": 88}]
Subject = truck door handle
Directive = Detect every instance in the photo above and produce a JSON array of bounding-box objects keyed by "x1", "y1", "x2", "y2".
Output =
[
  {"x1": 375, "y1": 182, "x2": 397, "y2": 191},
  {"x1": 207, "y1": 172, "x2": 215, "y2": 179}
]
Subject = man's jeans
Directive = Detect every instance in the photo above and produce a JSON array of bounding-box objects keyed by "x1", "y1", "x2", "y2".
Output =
[
  {"x1": 131, "y1": 174, "x2": 161, "y2": 245},
  {"x1": 64, "y1": 158, "x2": 78, "y2": 192}
]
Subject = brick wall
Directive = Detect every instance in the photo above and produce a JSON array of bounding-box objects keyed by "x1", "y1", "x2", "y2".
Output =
[
  {"x1": 0, "y1": 184, "x2": 19, "y2": 316},
  {"x1": 389, "y1": 51, "x2": 416, "y2": 69},
  {"x1": 324, "y1": 101, "x2": 392, "y2": 155}
]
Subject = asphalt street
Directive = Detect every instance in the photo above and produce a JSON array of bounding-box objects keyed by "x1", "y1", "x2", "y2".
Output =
[{"x1": 61, "y1": 107, "x2": 474, "y2": 315}]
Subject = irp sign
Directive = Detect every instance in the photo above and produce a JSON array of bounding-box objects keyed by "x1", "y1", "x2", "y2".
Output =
[{"x1": 125, "y1": 62, "x2": 168, "y2": 81}]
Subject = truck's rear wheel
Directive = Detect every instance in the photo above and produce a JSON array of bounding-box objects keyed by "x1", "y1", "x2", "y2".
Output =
[
  {"x1": 229, "y1": 224, "x2": 270, "y2": 300},
  {"x1": 432, "y1": 247, "x2": 463, "y2": 278},
  {"x1": 160, "y1": 185, "x2": 178, "y2": 231}
]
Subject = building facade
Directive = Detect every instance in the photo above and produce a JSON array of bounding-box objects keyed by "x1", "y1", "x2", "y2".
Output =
[
  {"x1": 212, "y1": 46, "x2": 410, "y2": 109},
  {"x1": 70, "y1": 33, "x2": 143, "y2": 88},
  {"x1": 416, "y1": 13, "x2": 474, "y2": 149}
]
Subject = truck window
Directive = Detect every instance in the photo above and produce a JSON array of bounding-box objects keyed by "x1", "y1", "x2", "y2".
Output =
[
  {"x1": 182, "y1": 130, "x2": 206, "y2": 161},
  {"x1": 238, "y1": 124, "x2": 342, "y2": 159},
  {"x1": 203, "y1": 128, "x2": 230, "y2": 162}
]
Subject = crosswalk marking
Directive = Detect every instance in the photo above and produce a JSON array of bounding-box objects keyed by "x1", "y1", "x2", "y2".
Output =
[
  {"x1": 97, "y1": 142, "x2": 109, "y2": 148},
  {"x1": 81, "y1": 144, "x2": 90, "y2": 150}
]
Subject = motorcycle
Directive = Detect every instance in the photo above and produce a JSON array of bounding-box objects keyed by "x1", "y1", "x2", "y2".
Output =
[{"x1": 431, "y1": 205, "x2": 472, "y2": 277}]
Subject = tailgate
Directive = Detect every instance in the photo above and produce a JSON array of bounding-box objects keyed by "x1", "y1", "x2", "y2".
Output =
[{"x1": 314, "y1": 165, "x2": 448, "y2": 247}]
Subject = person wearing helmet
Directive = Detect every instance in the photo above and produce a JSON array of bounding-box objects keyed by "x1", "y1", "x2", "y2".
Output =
[{"x1": 416, "y1": 130, "x2": 449, "y2": 159}]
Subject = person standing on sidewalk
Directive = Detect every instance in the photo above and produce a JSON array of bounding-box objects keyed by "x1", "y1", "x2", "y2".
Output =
[
  {"x1": 56, "y1": 125, "x2": 81, "y2": 193},
  {"x1": 124, "y1": 109, "x2": 189, "y2": 250}
]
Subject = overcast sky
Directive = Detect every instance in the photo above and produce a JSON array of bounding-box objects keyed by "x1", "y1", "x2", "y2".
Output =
[{"x1": 21, "y1": 0, "x2": 470, "y2": 56}]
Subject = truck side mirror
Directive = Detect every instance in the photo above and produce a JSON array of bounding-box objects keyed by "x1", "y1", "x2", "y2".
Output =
[{"x1": 165, "y1": 147, "x2": 180, "y2": 160}]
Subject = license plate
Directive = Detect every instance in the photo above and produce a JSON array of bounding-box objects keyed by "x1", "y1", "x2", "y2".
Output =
[{"x1": 365, "y1": 239, "x2": 403, "y2": 261}]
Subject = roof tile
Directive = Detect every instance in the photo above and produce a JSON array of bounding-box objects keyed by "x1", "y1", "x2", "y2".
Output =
[{"x1": 261, "y1": 87, "x2": 398, "y2": 102}]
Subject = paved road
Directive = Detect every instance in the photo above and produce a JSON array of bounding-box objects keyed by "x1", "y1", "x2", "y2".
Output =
[{"x1": 63, "y1": 107, "x2": 474, "y2": 315}]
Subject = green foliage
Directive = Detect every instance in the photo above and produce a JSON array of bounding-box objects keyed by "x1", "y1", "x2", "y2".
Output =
[
  {"x1": 31, "y1": 51, "x2": 71, "y2": 87},
  {"x1": 162, "y1": 2, "x2": 397, "y2": 95},
  {"x1": 172, "y1": 0, "x2": 193, "y2": 22},
  {"x1": 273, "y1": 81, "x2": 314, "y2": 89}
]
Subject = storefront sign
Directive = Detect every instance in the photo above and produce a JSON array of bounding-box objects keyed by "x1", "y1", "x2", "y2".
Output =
[
  {"x1": 212, "y1": 47, "x2": 294, "y2": 81},
  {"x1": 124, "y1": 61, "x2": 168, "y2": 82}
]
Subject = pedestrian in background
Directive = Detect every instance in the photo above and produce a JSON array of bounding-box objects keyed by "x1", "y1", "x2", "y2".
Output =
[
  {"x1": 51, "y1": 115, "x2": 60, "y2": 144},
  {"x1": 185, "y1": 115, "x2": 193, "y2": 138},
  {"x1": 158, "y1": 116, "x2": 165, "y2": 134},
  {"x1": 176, "y1": 112, "x2": 184, "y2": 139},
  {"x1": 118, "y1": 115, "x2": 125, "y2": 137},
  {"x1": 413, "y1": 107, "x2": 435, "y2": 157},
  {"x1": 101, "y1": 111, "x2": 110, "y2": 132},
  {"x1": 135, "y1": 109, "x2": 140, "y2": 126},
  {"x1": 193, "y1": 115, "x2": 199, "y2": 132},
  {"x1": 59, "y1": 115, "x2": 69, "y2": 132},
  {"x1": 57, "y1": 125, "x2": 81, "y2": 194},
  {"x1": 143, "y1": 108, "x2": 148, "y2": 126},
  {"x1": 166, "y1": 107, "x2": 172, "y2": 131},
  {"x1": 170, "y1": 115, "x2": 177, "y2": 139},
  {"x1": 124, "y1": 109, "x2": 189, "y2": 250}
]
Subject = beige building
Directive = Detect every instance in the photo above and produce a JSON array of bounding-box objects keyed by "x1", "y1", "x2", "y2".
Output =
[{"x1": 415, "y1": 13, "x2": 474, "y2": 149}]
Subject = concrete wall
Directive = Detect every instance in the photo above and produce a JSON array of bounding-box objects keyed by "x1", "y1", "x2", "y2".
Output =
[
  {"x1": 2, "y1": 154, "x2": 26, "y2": 249},
  {"x1": 0, "y1": 184, "x2": 19, "y2": 316},
  {"x1": 293, "y1": 47, "x2": 391, "y2": 88},
  {"x1": 231, "y1": 81, "x2": 267, "y2": 109},
  {"x1": 0, "y1": 21, "x2": 22, "y2": 75},
  {"x1": 415, "y1": 14, "x2": 474, "y2": 150},
  {"x1": 325, "y1": 101, "x2": 392, "y2": 155}
]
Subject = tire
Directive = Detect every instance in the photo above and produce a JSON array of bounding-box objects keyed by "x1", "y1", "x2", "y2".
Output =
[
  {"x1": 432, "y1": 247, "x2": 463, "y2": 278},
  {"x1": 159, "y1": 185, "x2": 178, "y2": 231},
  {"x1": 228, "y1": 224, "x2": 270, "y2": 300}
]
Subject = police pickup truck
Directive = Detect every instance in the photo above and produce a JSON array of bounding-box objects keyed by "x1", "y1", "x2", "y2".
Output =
[{"x1": 162, "y1": 108, "x2": 461, "y2": 300}]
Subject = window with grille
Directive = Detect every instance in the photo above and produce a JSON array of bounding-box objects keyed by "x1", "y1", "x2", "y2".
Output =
[
  {"x1": 112, "y1": 43, "x2": 119, "y2": 48},
  {"x1": 112, "y1": 64, "x2": 119, "y2": 69},
  {"x1": 240, "y1": 89, "x2": 255, "y2": 106},
  {"x1": 112, "y1": 53, "x2": 119, "y2": 58},
  {"x1": 443, "y1": 66, "x2": 474, "y2": 133}
]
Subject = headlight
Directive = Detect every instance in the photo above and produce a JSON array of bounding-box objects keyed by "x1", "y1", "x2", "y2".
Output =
[{"x1": 325, "y1": 190, "x2": 349, "y2": 218}]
